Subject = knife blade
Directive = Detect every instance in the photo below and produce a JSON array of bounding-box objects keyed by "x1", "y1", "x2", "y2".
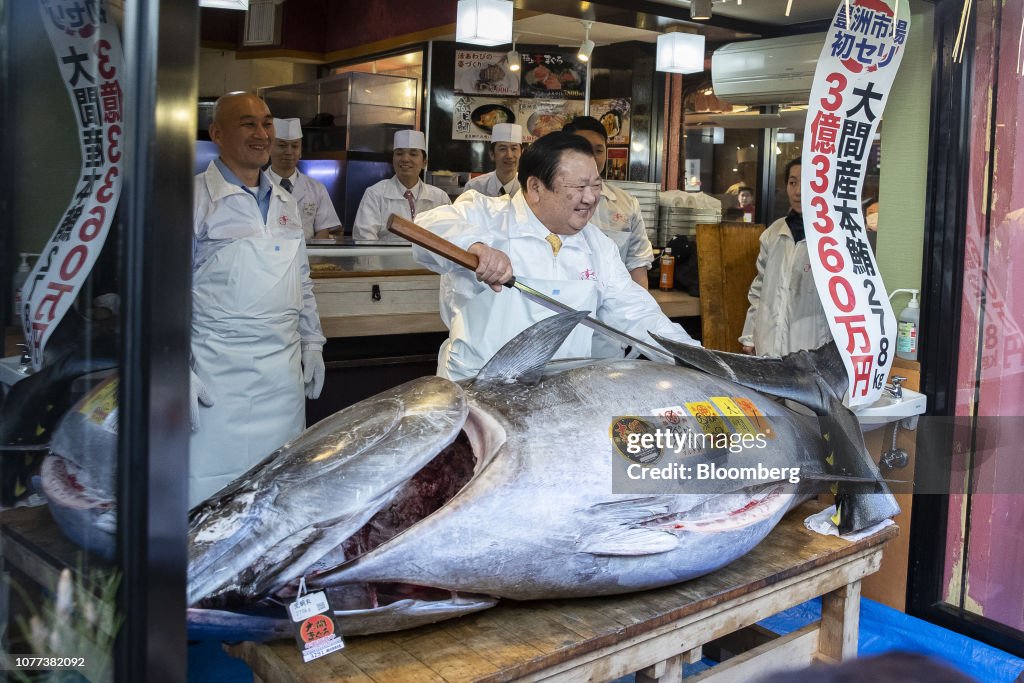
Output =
[{"x1": 387, "y1": 213, "x2": 677, "y2": 364}]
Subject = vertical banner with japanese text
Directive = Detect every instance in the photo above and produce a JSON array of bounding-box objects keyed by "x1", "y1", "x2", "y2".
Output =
[
  {"x1": 22, "y1": 0, "x2": 124, "y2": 368},
  {"x1": 803, "y1": 0, "x2": 909, "y2": 406}
]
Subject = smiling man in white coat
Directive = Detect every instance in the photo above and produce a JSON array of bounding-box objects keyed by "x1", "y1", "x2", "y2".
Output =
[
  {"x1": 412, "y1": 131, "x2": 699, "y2": 381},
  {"x1": 266, "y1": 117, "x2": 342, "y2": 241},
  {"x1": 352, "y1": 130, "x2": 450, "y2": 242},
  {"x1": 460, "y1": 122, "x2": 524, "y2": 199},
  {"x1": 190, "y1": 92, "x2": 326, "y2": 507}
]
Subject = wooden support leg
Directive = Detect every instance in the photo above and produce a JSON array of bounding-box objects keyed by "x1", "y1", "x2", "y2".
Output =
[
  {"x1": 818, "y1": 580, "x2": 861, "y2": 662},
  {"x1": 637, "y1": 653, "x2": 685, "y2": 683}
]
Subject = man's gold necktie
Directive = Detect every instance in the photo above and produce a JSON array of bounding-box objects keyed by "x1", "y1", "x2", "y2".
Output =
[{"x1": 545, "y1": 233, "x2": 562, "y2": 257}]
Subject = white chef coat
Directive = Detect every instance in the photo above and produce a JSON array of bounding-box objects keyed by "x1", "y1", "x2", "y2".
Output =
[
  {"x1": 413, "y1": 192, "x2": 699, "y2": 380},
  {"x1": 190, "y1": 160, "x2": 326, "y2": 506},
  {"x1": 461, "y1": 171, "x2": 520, "y2": 199},
  {"x1": 267, "y1": 169, "x2": 342, "y2": 240},
  {"x1": 352, "y1": 176, "x2": 451, "y2": 242},
  {"x1": 590, "y1": 182, "x2": 654, "y2": 272},
  {"x1": 739, "y1": 215, "x2": 832, "y2": 357}
]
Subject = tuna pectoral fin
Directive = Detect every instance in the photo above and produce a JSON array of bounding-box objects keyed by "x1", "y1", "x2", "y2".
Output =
[
  {"x1": 650, "y1": 336, "x2": 847, "y2": 416},
  {"x1": 579, "y1": 527, "x2": 679, "y2": 556},
  {"x1": 475, "y1": 310, "x2": 591, "y2": 385},
  {"x1": 823, "y1": 393, "x2": 901, "y2": 534}
]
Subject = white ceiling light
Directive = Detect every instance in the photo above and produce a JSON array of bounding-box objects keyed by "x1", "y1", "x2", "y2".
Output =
[
  {"x1": 578, "y1": 21, "x2": 595, "y2": 62},
  {"x1": 508, "y1": 35, "x2": 521, "y2": 72},
  {"x1": 200, "y1": 0, "x2": 249, "y2": 8},
  {"x1": 690, "y1": 0, "x2": 712, "y2": 21},
  {"x1": 656, "y1": 32, "x2": 705, "y2": 74},
  {"x1": 456, "y1": 0, "x2": 514, "y2": 47}
]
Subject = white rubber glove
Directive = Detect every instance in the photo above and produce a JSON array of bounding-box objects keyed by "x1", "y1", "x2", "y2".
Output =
[
  {"x1": 302, "y1": 348, "x2": 325, "y2": 399},
  {"x1": 189, "y1": 369, "x2": 214, "y2": 431}
]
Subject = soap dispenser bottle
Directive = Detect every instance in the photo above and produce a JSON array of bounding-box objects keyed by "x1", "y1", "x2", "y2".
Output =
[
  {"x1": 11, "y1": 253, "x2": 30, "y2": 326},
  {"x1": 890, "y1": 289, "x2": 921, "y2": 361}
]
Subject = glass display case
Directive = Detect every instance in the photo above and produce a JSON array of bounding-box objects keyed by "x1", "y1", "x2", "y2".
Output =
[{"x1": 306, "y1": 243, "x2": 427, "y2": 276}]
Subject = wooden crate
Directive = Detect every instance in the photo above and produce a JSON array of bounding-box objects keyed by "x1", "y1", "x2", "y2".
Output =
[{"x1": 695, "y1": 223, "x2": 764, "y2": 353}]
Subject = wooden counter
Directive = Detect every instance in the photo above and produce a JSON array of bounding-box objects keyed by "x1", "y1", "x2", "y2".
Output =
[
  {"x1": 228, "y1": 501, "x2": 895, "y2": 682},
  {"x1": 313, "y1": 274, "x2": 699, "y2": 339}
]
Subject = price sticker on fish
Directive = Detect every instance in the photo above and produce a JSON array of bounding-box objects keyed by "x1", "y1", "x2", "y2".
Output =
[{"x1": 289, "y1": 582, "x2": 344, "y2": 663}]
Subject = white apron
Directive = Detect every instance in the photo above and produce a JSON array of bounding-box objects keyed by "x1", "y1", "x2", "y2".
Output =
[
  {"x1": 189, "y1": 237, "x2": 305, "y2": 506},
  {"x1": 439, "y1": 277, "x2": 598, "y2": 381}
]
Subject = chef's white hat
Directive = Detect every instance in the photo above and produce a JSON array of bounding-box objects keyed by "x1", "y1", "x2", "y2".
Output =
[
  {"x1": 491, "y1": 123, "x2": 523, "y2": 144},
  {"x1": 274, "y1": 118, "x2": 302, "y2": 141},
  {"x1": 394, "y1": 129, "x2": 427, "y2": 151}
]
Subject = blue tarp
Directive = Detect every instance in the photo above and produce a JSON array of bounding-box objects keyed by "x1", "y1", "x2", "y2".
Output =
[{"x1": 757, "y1": 597, "x2": 1024, "y2": 683}]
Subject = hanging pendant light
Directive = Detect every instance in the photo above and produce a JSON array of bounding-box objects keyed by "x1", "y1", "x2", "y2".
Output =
[
  {"x1": 456, "y1": 0, "x2": 514, "y2": 47},
  {"x1": 656, "y1": 31, "x2": 705, "y2": 74},
  {"x1": 690, "y1": 0, "x2": 713, "y2": 21}
]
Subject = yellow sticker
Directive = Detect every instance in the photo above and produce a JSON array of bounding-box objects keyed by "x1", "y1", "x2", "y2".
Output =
[
  {"x1": 730, "y1": 396, "x2": 776, "y2": 440},
  {"x1": 79, "y1": 376, "x2": 119, "y2": 426},
  {"x1": 711, "y1": 397, "x2": 760, "y2": 437},
  {"x1": 684, "y1": 401, "x2": 730, "y2": 436}
]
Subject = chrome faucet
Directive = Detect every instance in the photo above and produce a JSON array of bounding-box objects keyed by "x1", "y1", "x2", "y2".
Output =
[
  {"x1": 16, "y1": 344, "x2": 32, "y2": 373},
  {"x1": 884, "y1": 375, "x2": 907, "y2": 400}
]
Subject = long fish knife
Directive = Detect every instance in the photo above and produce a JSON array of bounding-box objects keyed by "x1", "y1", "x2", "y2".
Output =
[{"x1": 387, "y1": 214, "x2": 676, "y2": 364}]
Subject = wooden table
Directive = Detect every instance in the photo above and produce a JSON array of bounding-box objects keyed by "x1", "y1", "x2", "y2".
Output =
[{"x1": 227, "y1": 501, "x2": 896, "y2": 682}]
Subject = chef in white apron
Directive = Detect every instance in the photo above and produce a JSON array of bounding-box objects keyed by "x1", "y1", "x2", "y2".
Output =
[
  {"x1": 413, "y1": 131, "x2": 699, "y2": 382},
  {"x1": 458, "y1": 123, "x2": 524, "y2": 200},
  {"x1": 266, "y1": 117, "x2": 342, "y2": 241},
  {"x1": 190, "y1": 93, "x2": 327, "y2": 507}
]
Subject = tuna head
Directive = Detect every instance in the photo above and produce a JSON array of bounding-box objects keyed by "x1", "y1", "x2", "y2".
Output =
[{"x1": 187, "y1": 375, "x2": 470, "y2": 606}]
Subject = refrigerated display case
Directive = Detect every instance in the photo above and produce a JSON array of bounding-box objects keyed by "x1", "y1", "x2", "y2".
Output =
[{"x1": 261, "y1": 72, "x2": 420, "y2": 232}]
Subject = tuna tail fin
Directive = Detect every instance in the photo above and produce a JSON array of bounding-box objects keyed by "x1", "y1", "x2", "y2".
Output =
[
  {"x1": 474, "y1": 310, "x2": 591, "y2": 385},
  {"x1": 822, "y1": 391, "x2": 901, "y2": 533},
  {"x1": 649, "y1": 337, "x2": 899, "y2": 533}
]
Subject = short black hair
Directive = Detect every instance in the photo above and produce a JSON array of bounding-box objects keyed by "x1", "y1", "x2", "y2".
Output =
[
  {"x1": 489, "y1": 141, "x2": 524, "y2": 153},
  {"x1": 562, "y1": 115, "x2": 607, "y2": 142},
  {"x1": 784, "y1": 157, "x2": 802, "y2": 180},
  {"x1": 737, "y1": 185, "x2": 753, "y2": 194},
  {"x1": 518, "y1": 131, "x2": 595, "y2": 191}
]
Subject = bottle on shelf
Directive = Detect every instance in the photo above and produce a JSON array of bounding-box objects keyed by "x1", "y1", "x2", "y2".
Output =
[{"x1": 659, "y1": 248, "x2": 675, "y2": 291}]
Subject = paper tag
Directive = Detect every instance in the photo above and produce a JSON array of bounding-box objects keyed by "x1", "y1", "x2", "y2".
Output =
[
  {"x1": 288, "y1": 590, "x2": 330, "y2": 622},
  {"x1": 288, "y1": 590, "x2": 345, "y2": 663}
]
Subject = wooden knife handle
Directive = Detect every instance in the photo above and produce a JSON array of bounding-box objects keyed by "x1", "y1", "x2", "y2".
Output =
[{"x1": 387, "y1": 214, "x2": 479, "y2": 271}]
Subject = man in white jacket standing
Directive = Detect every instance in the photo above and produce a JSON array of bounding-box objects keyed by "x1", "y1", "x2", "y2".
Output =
[
  {"x1": 413, "y1": 132, "x2": 699, "y2": 381},
  {"x1": 460, "y1": 123, "x2": 523, "y2": 198},
  {"x1": 739, "y1": 158, "x2": 831, "y2": 357},
  {"x1": 266, "y1": 117, "x2": 342, "y2": 241},
  {"x1": 352, "y1": 130, "x2": 450, "y2": 241},
  {"x1": 190, "y1": 92, "x2": 326, "y2": 507}
]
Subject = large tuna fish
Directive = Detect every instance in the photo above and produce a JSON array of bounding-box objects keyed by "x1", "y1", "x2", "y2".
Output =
[{"x1": 187, "y1": 312, "x2": 899, "y2": 640}]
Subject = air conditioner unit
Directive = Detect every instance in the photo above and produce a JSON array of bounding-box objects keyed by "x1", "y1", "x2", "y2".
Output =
[
  {"x1": 243, "y1": 0, "x2": 282, "y2": 47},
  {"x1": 711, "y1": 32, "x2": 826, "y2": 106}
]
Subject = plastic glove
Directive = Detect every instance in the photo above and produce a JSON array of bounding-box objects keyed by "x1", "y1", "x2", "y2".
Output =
[
  {"x1": 302, "y1": 348, "x2": 325, "y2": 399},
  {"x1": 189, "y1": 369, "x2": 214, "y2": 431}
]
